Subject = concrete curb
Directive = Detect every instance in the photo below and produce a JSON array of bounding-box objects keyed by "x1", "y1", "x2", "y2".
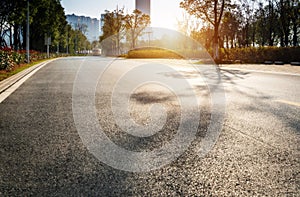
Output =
[{"x1": 0, "y1": 59, "x2": 57, "y2": 103}]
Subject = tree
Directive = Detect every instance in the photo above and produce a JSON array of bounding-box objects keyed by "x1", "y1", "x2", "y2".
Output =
[
  {"x1": 290, "y1": 0, "x2": 299, "y2": 46},
  {"x1": 180, "y1": 0, "x2": 229, "y2": 61},
  {"x1": 29, "y1": 0, "x2": 67, "y2": 51},
  {"x1": 276, "y1": 0, "x2": 298, "y2": 47},
  {"x1": 100, "y1": 7, "x2": 125, "y2": 54},
  {"x1": 220, "y1": 11, "x2": 240, "y2": 48},
  {"x1": 0, "y1": 0, "x2": 69, "y2": 52},
  {"x1": 253, "y1": 3, "x2": 268, "y2": 46},
  {"x1": 177, "y1": 12, "x2": 194, "y2": 36},
  {"x1": 0, "y1": 0, "x2": 27, "y2": 49},
  {"x1": 124, "y1": 9, "x2": 150, "y2": 49},
  {"x1": 237, "y1": 0, "x2": 256, "y2": 47},
  {"x1": 190, "y1": 26, "x2": 214, "y2": 50}
]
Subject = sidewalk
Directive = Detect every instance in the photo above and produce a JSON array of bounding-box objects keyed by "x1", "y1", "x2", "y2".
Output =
[
  {"x1": 219, "y1": 64, "x2": 300, "y2": 75},
  {"x1": 0, "y1": 59, "x2": 56, "y2": 103}
]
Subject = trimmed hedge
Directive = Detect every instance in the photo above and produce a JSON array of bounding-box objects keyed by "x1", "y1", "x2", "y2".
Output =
[
  {"x1": 220, "y1": 47, "x2": 300, "y2": 64},
  {"x1": 127, "y1": 46, "x2": 300, "y2": 63},
  {"x1": 127, "y1": 47, "x2": 184, "y2": 59},
  {"x1": 127, "y1": 47, "x2": 211, "y2": 59}
]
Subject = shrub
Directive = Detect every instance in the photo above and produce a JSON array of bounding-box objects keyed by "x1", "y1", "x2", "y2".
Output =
[
  {"x1": 12, "y1": 51, "x2": 25, "y2": 65},
  {"x1": 0, "y1": 49, "x2": 15, "y2": 71},
  {"x1": 220, "y1": 47, "x2": 300, "y2": 63},
  {"x1": 127, "y1": 47, "x2": 184, "y2": 59}
]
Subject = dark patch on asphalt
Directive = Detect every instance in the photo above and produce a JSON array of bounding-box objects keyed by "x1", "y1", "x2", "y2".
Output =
[{"x1": 0, "y1": 58, "x2": 299, "y2": 196}]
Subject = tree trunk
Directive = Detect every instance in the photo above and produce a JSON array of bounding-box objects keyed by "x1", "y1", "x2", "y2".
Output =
[
  {"x1": 226, "y1": 35, "x2": 229, "y2": 48},
  {"x1": 268, "y1": 0, "x2": 274, "y2": 46},
  {"x1": 252, "y1": 26, "x2": 256, "y2": 47},
  {"x1": 132, "y1": 38, "x2": 135, "y2": 49},
  {"x1": 9, "y1": 26, "x2": 13, "y2": 48},
  {"x1": 13, "y1": 24, "x2": 19, "y2": 50},
  {"x1": 231, "y1": 35, "x2": 234, "y2": 48},
  {"x1": 117, "y1": 33, "x2": 120, "y2": 55},
  {"x1": 292, "y1": 2, "x2": 298, "y2": 46},
  {"x1": 284, "y1": 28, "x2": 289, "y2": 47},
  {"x1": 292, "y1": 17, "x2": 298, "y2": 46},
  {"x1": 245, "y1": 23, "x2": 249, "y2": 47},
  {"x1": 22, "y1": 24, "x2": 26, "y2": 49},
  {"x1": 213, "y1": 25, "x2": 219, "y2": 61}
]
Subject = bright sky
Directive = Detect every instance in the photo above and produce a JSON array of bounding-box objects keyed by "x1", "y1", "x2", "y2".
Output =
[{"x1": 60, "y1": 0, "x2": 184, "y2": 30}]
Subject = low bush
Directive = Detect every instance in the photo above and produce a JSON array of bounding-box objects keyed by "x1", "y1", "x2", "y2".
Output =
[
  {"x1": 220, "y1": 47, "x2": 300, "y2": 64},
  {"x1": 127, "y1": 47, "x2": 184, "y2": 59},
  {"x1": 0, "y1": 48, "x2": 15, "y2": 71},
  {"x1": 0, "y1": 48, "x2": 68, "y2": 71}
]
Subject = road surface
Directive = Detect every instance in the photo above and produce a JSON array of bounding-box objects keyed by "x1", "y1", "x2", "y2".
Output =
[{"x1": 0, "y1": 57, "x2": 299, "y2": 196}]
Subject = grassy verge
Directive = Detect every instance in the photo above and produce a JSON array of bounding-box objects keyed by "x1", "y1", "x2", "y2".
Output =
[{"x1": 0, "y1": 59, "x2": 51, "y2": 82}]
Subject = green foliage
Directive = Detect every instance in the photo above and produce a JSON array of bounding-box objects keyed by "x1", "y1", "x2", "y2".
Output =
[
  {"x1": 100, "y1": 9, "x2": 150, "y2": 56},
  {"x1": 180, "y1": 0, "x2": 231, "y2": 60},
  {"x1": 124, "y1": 9, "x2": 151, "y2": 49},
  {"x1": 100, "y1": 8, "x2": 125, "y2": 42},
  {"x1": 1, "y1": 0, "x2": 70, "y2": 53},
  {"x1": 0, "y1": 59, "x2": 50, "y2": 81},
  {"x1": 0, "y1": 47, "x2": 70, "y2": 72},
  {"x1": 29, "y1": 0, "x2": 67, "y2": 51},
  {"x1": 180, "y1": 0, "x2": 299, "y2": 59},
  {"x1": 0, "y1": 47, "x2": 27, "y2": 71},
  {"x1": 11, "y1": 51, "x2": 25, "y2": 65},
  {"x1": 0, "y1": 51, "x2": 14, "y2": 71}
]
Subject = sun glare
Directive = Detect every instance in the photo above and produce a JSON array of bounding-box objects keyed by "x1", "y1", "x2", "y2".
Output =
[{"x1": 151, "y1": 0, "x2": 182, "y2": 30}]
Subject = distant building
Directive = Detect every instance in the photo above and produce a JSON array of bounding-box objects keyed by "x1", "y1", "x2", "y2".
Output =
[
  {"x1": 99, "y1": 14, "x2": 106, "y2": 36},
  {"x1": 66, "y1": 14, "x2": 100, "y2": 42},
  {"x1": 135, "y1": 0, "x2": 151, "y2": 16}
]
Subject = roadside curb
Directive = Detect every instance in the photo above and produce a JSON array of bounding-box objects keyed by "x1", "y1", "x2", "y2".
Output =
[{"x1": 0, "y1": 58, "x2": 57, "y2": 103}]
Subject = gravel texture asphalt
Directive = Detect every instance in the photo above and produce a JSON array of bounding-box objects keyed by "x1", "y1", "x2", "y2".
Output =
[
  {"x1": 0, "y1": 57, "x2": 299, "y2": 196},
  {"x1": 220, "y1": 63, "x2": 300, "y2": 75}
]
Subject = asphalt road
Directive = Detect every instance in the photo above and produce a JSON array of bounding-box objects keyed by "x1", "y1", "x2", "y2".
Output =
[{"x1": 0, "y1": 57, "x2": 299, "y2": 196}]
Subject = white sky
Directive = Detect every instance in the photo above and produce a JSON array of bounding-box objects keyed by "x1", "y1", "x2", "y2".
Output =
[{"x1": 60, "y1": 0, "x2": 184, "y2": 30}]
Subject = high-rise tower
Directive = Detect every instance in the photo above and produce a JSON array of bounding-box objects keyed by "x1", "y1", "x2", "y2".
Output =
[{"x1": 135, "y1": 0, "x2": 150, "y2": 16}]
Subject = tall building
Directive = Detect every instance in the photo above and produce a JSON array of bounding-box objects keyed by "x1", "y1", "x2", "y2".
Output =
[
  {"x1": 66, "y1": 14, "x2": 100, "y2": 42},
  {"x1": 135, "y1": 0, "x2": 150, "y2": 16},
  {"x1": 99, "y1": 14, "x2": 106, "y2": 36}
]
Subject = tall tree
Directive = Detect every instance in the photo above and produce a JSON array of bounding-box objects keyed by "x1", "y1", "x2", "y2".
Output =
[
  {"x1": 0, "y1": 0, "x2": 69, "y2": 52},
  {"x1": 190, "y1": 26, "x2": 214, "y2": 50},
  {"x1": 100, "y1": 7, "x2": 125, "y2": 54},
  {"x1": 253, "y1": 3, "x2": 268, "y2": 46},
  {"x1": 180, "y1": 0, "x2": 229, "y2": 61},
  {"x1": 238, "y1": 0, "x2": 256, "y2": 47},
  {"x1": 0, "y1": 0, "x2": 27, "y2": 49},
  {"x1": 124, "y1": 9, "x2": 150, "y2": 49},
  {"x1": 220, "y1": 11, "x2": 240, "y2": 48},
  {"x1": 29, "y1": 0, "x2": 67, "y2": 51},
  {"x1": 291, "y1": 0, "x2": 299, "y2": 46}
]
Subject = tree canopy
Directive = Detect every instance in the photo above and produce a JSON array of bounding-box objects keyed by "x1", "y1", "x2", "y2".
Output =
[
  {"x1": 0, "y1": 0, "x2": 90, "y2": 53},
  {"x1": 180, "y1": 0, "x2": 230, "y2": 60},
  {"x1": 100, "y1": 8, "x2": 150, "y2": 55},
  {"x1": 180, "y1": 0, "x2": 300, "y2": 60},
  {"x1": 124, "y1": 9, "x2": 151, "y2": 49}
]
